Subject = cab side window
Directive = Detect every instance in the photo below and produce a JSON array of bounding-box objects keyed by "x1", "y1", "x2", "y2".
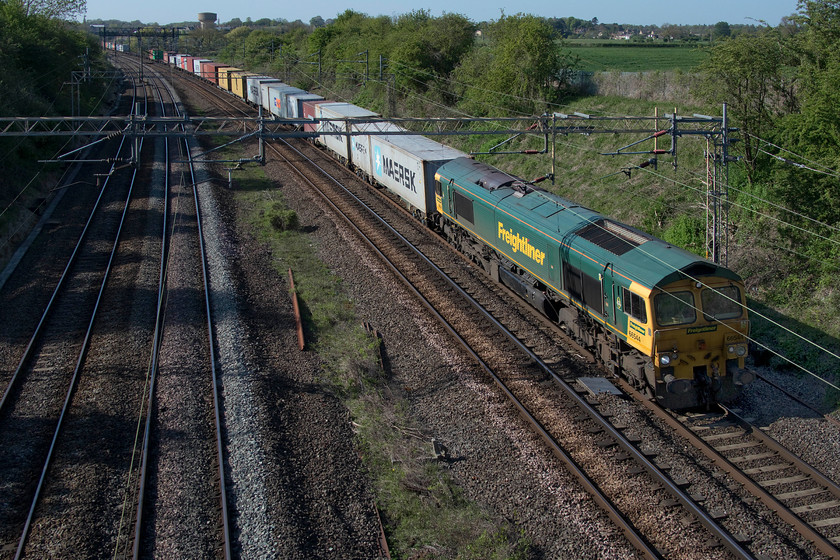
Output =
[{"x1": 622, "y1": 288, "x2": 648, "y2": 324}]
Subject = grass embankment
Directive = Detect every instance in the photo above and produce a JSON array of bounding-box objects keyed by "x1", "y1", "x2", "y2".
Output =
[{"x1": 224, "y1": 149, "x2": 530, "y2": 559}]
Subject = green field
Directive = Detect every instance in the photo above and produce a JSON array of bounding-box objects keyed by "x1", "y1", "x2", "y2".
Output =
[{"x1": 565, "y1": 41, "x2": 708, "y2": 72}]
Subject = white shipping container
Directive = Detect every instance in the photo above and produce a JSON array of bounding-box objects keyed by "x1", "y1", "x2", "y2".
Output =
[
  {"x1": 260, "y1": 81, "x2": 288, "y2": 114},
  {"x1": 348, "y1": 120, "x2": 403, "y2": 181},
  {"x1": 368, "y1": 133, "x2": 466, "y2": 216},
  {"x1": 246, "y1": 77, "x2": 281, "y2": 106},
  {"x1": 193, "y1": 59, "x2": 212, "y2": 76},
  {"x1": 278, "y1": 87, "x2": 305, "y2": 118},
  {"x1": 266, "y1": 85, "x2": 305, "y2": 118},
  {"x1": 285, "y1": 93, "x2": 324, "y2": 119},
  {"x1": 314, "y1": 103, "x2": 377, "y2": 162}
]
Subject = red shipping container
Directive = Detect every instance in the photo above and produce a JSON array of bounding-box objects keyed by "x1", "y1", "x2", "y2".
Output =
[
  {"x1": 200, "y1": 62, "x2": 231, "y2": 84},
  {"x1": 301, "y1": 100, "x2": 331, "y2": 133}
]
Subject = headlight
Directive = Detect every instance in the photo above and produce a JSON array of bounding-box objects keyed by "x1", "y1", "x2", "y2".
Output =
[
  {"x1": 728, "y1": 345, "x2": 736, "y2": 354},
  {"x1": 735, "y1": 345, "x2": 747, "y2": 357},
  {"x1": 660, "y1": 354, "x2": 671, "y2": 366}
]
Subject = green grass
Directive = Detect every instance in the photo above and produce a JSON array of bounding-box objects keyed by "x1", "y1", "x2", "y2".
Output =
[
  {"x1": 565, "y1": 42, "x2": 707, "y2": 72},
  {"x1": 225, "y1": 146, "x2": 531, "y2": 558}
]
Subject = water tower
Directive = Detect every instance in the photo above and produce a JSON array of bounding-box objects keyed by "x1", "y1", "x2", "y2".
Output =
[{"x1": 198, "y1": 12, "x2": 217, "y2": 30}]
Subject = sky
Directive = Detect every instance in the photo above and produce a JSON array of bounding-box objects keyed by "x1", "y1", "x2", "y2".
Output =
[{"x1": 82, "y1": 0, "x2": 798, "y2": 27}]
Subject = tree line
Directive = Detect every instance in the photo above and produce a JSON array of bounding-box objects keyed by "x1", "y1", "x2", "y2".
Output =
[{"x1": 143, "y1": 10, "x2": 578, "y2": 118}]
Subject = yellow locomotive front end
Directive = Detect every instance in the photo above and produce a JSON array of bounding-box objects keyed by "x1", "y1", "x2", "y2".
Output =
[{"x1": 650, "y1": 278, "x2": 754, "y2": 408}]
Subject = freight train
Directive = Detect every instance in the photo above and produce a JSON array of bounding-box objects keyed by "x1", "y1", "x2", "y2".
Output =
[{"x1": 142, "y1": 48, "x2": 754, "y2": 409}]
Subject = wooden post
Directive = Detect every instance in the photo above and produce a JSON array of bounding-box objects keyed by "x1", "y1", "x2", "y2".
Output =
[{"x1": 288, "y1": 269, "x2": 305, "y2": 350}]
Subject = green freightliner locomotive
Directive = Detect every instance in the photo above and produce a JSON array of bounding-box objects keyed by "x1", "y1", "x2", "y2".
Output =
[{"x1": 434, "y1": 157, "x2": 753, "y2": 409}]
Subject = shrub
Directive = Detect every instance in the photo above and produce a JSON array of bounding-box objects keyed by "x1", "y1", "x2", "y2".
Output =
[{"x1": 269, "y1": 207, "x2": 299, "y2": 231}]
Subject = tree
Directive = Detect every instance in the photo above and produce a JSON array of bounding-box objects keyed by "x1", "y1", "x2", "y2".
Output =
[
  {"x1": 713, "y1": 21, "x2": 731, "y2": 39},
  {"x1": 189, "y1": 28, "x2": 225, "y2": 55},
  {"x1": 698, "y1": 31, "x2": 791, "y2": 183},
  {"x1": 15, "y1": 0, "x2": 85, "y2": 19},
  {"x1": 226, "y1": 25, "x2": 252, "y2": 41},
  {"x1": 390, "y1": 11, "x2": 474, "y2": 94},
  {"x1": 453, "y1": 13, "x2": 573, "y2": 116},
  {"x1": 241, "y1": 29, "x2": 281, "y2": 67},
  {"x1": 0, "y1": 0, "x2": 100, "y2": 208},
  {"x1": 792, "y1": 0, "x2": 840, "y2": 67},
  {"x1": 310, "y1": 15, "x2": 325, "y2": 28},
  {"x1": 771, "y1": 0, "x2": 840, "y2": 225}
]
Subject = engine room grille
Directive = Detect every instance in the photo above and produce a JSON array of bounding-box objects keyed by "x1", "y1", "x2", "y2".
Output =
[{"x1": 576, "y1": 219, "x2": 651, "y2": 255}]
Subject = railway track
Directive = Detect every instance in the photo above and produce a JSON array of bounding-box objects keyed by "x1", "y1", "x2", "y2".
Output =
[
  {"x1": 0, "y1": 56, "x2": 233, "y2": 559},
  {"x1": 601, "y1": 363, "x2": 840, "y2": 559},
  {"x1": 0, "y1": 76, "x2": 151, "y2": 558},
  {"x1": 113, "y1": 55, "x2": 232, "y2": 559},
  {"x1": 273, "y1": 104, "x2": 840, "y2": 559},
  {"x1": 637, "y1": 387, "x2": 840, "y2": 557},
  {"x1": 142, "y1": 56, "x2": 390, "y2": 558},
  {"x1": 284, "y1": 126, "x2": 840, "y2": 559}
]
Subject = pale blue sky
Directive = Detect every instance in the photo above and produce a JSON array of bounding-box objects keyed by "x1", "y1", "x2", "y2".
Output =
[{"x1": 82, "y1": 0, "x2": 798, "y2": 27}]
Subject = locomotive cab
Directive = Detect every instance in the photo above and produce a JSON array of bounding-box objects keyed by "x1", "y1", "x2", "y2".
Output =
[{"x1": 650, "y1": 277, "x2": 753, "y2": 408}]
